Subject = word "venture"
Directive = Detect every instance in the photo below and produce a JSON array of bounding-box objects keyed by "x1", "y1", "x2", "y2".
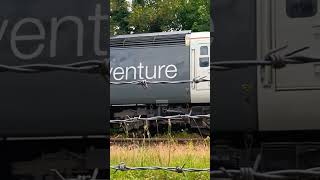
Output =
[
  {"x1": 110, "y1": 62, "x2": 178, "y2": 81},
  {"x1": 0, "y1": 4, "x2": 106, "y2": 60}
]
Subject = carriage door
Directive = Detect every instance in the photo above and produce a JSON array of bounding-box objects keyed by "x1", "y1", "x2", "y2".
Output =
[
  {"x1": 258, "y1": 0, "x2": 320, "y2": 131},
  {"x1": 194, "y1": 42, "x2": 210, "y2": 91},
  {"x1": 274, "y1": 0, "x2": 320, "y2": 90}
]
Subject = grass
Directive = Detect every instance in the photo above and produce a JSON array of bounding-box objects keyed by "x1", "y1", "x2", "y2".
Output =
[
  {"x1": 111, "y1": 130, "x2": 207, "y2": 139},
  {"x1": 110, "y1": 140, "x2": 210, "y2": 180}
]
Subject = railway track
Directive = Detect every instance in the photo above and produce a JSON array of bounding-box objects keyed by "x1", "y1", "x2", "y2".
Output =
[{"x1": 110, "y1": 138, "x2": 209, "y2": 144}]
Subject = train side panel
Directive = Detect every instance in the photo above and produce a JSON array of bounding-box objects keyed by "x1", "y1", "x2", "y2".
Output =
[
  {"x1": 257, "y1": 0, "x2": 320, "y2": 131},
  {"x1": 0, "y1": 0, "x2": 108, "y2": 137},
  {"x1": 212, "y1": 0, "x2": 258, "y2": 132},
  {"x1": 110, "y1": 45, "x2": 191, "y2": 105}
]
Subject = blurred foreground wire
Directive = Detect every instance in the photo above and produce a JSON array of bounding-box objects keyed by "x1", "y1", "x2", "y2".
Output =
[{"x1": 111, "y1": 163, "x2": 320, "y2": 180}]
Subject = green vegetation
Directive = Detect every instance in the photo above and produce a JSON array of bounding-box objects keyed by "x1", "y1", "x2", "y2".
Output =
[
  {"x1": 110, "y1": 141, "x2": 210, "y2": 179},
  {"x1": 110, "y1": 0, "x2": 210, "y2": 35},
  {"x1": 111, "y1": 128, "x2": 208, "y2": 139}
]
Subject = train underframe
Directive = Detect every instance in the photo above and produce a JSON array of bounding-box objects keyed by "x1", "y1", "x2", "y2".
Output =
[
  {"x1": 1, "y1": 138, "x2": 108, "y2": 180},
  {"x1": 212, "y1": 131, "x2": 320, "y2": 176},
  {"x1": 110, "y1": 103, "x2": 210, "y2": 136}
]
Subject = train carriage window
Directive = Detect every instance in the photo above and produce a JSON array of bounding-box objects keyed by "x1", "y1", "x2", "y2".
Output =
[
  {"x1": 199, "y1": 46, "x2": 209, "y2": 67},
  {"x1": 200, "y1": 46, "x2": 208, "y2": 55},
  {"x1": 287, "y1": 0, "x2": 318, "y2": 18},
  {"x1": 200, "y1": 57, "x2": 209, "y2": 67}
]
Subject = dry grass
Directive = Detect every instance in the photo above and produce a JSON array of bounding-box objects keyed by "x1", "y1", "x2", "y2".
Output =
[{"x1": 110, "y1": 141, "x2": 210, "y2": 179}]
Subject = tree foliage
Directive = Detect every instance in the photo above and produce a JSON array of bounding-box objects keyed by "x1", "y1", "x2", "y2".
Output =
[
  {"x1": 110, "y1": 0, "x2": 131, "y2": 35},
  {"x1": 110, "y1": 0, "x2": 209, "y2": 35}
]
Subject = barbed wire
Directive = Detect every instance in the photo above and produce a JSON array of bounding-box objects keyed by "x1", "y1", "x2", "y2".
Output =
[
  {"x1": 51, "y1": 168, "x2": 106, "y2": 180},
  {"x1": 210, "y1": 167, "x2": 320, "y2": 179},
  {"x1": 0, "y1": 60, "x2": 106, "y2": 73},
  {"x1": 211, "y1": 45, "x2": 320, "y2": 71},
  {"x1": 111, "y1": 163, "x2": 320, "y2": 179},
  {"x1": 110, "y1": 76, "x2": 209, "y2": 88},
  {"x1": 210, "y1": 55, "x2": 320, "y2": 70},
  {"x1": 0, "y1": 46, "x2": 318, "y2": 74},
  {"x1": 111, "y1": 162, "x2": 209, "y2": 174},
  {"x1": 110, "y1": 114, "x2": 210, "y2": 123}
]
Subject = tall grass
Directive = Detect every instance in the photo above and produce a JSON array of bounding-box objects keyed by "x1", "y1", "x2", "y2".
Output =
[{"x1": 110, "y1": 141, "x2": 210, "y2": 179}]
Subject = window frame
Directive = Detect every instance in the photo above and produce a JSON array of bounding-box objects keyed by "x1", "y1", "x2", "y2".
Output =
[
  {"x1": 199, "y1": 45, "x2": 210, "y2": 68},
  {"x1": 286, "y1": 0, "x2": 318, "y2": 18}
]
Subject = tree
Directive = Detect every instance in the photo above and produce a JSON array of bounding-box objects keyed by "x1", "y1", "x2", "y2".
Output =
[
  {"x1": 177, "y1": 0, "x2": 210, "y2": 32},
  {"x1": 128, "y1": 0, "x2": 181, "y2": 33},
  {"x1": 132, "y1": 0, "x2": 145, "y2": 6},
  {"x1": 110, "y1": 0, "x2": 210, "y2": 35},
  {"x1": 110, "y1": 0, "x2": 131, "y2": 35}
]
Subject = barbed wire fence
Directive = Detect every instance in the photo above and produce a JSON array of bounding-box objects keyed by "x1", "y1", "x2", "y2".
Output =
[
  {"x1": 110, "y1": 111, "x2": 210, "y2": 140},
  {"x1": 110, "y1": 162, "x2": 320, "y2": 179},
  {"x1": 0, "y1": 45, "x2": 317, "y2": 75},
  {"x1": 110, "y1": 114, "x2": 210, "y2": 124},
  {"x1": 210, "y1": 167, "x2": 320, "y2": 180},
  {"x1": 109, "y1": 78, "x2": 211, "y2": 178},
  {"x1": 111, "y1": 162, "x2": 209, "y2": 174},
  {"x1": 49, "y1": 163, "x2": 320, "y2": 180},
  {"x1": 109, "y1": 76, "x2": 211, "y2": 136},
  {"x1": 210, "y1": 45, "x2": 319, "y2": 71},
  {"x1": 110, "y1": 76, "x2": 210, "y2": 88}
]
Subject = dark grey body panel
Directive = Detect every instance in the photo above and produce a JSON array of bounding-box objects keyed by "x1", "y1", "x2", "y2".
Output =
[
  {"x1": 212, "y1": 0, "x2": 258, "y2": 132},
  {"x1": 110, "y1": 45, "x2": 190, "y2": 105},
  {"x1": 0, "y1": 0, "x2": 108, "y2": 137}
]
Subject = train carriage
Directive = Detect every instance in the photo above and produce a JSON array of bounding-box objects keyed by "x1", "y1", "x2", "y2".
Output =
[{"x1": 110, "y1": 31, "x2": 210, "y2": 133}]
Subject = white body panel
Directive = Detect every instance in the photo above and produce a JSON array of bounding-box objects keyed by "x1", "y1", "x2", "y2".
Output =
[
  {"x1": 257, "y1": 0, "x2": 320, "y2": 131},
  {"x1": 187, "y1": 32, "x2": 211, "y2": 104}
]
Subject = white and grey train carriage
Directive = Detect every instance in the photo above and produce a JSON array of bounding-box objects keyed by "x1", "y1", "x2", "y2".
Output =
[
  {"x1": 212, "y1": 0, "x2": 320, "y2": 171},
  {"x1": 110, "y1": 31, "x2": 210, "y2": 132}
]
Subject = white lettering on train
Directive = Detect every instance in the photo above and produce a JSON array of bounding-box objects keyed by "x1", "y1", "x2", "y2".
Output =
[{"x1": 110, "y1": 62, "x2": 178, "y2": 81}]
